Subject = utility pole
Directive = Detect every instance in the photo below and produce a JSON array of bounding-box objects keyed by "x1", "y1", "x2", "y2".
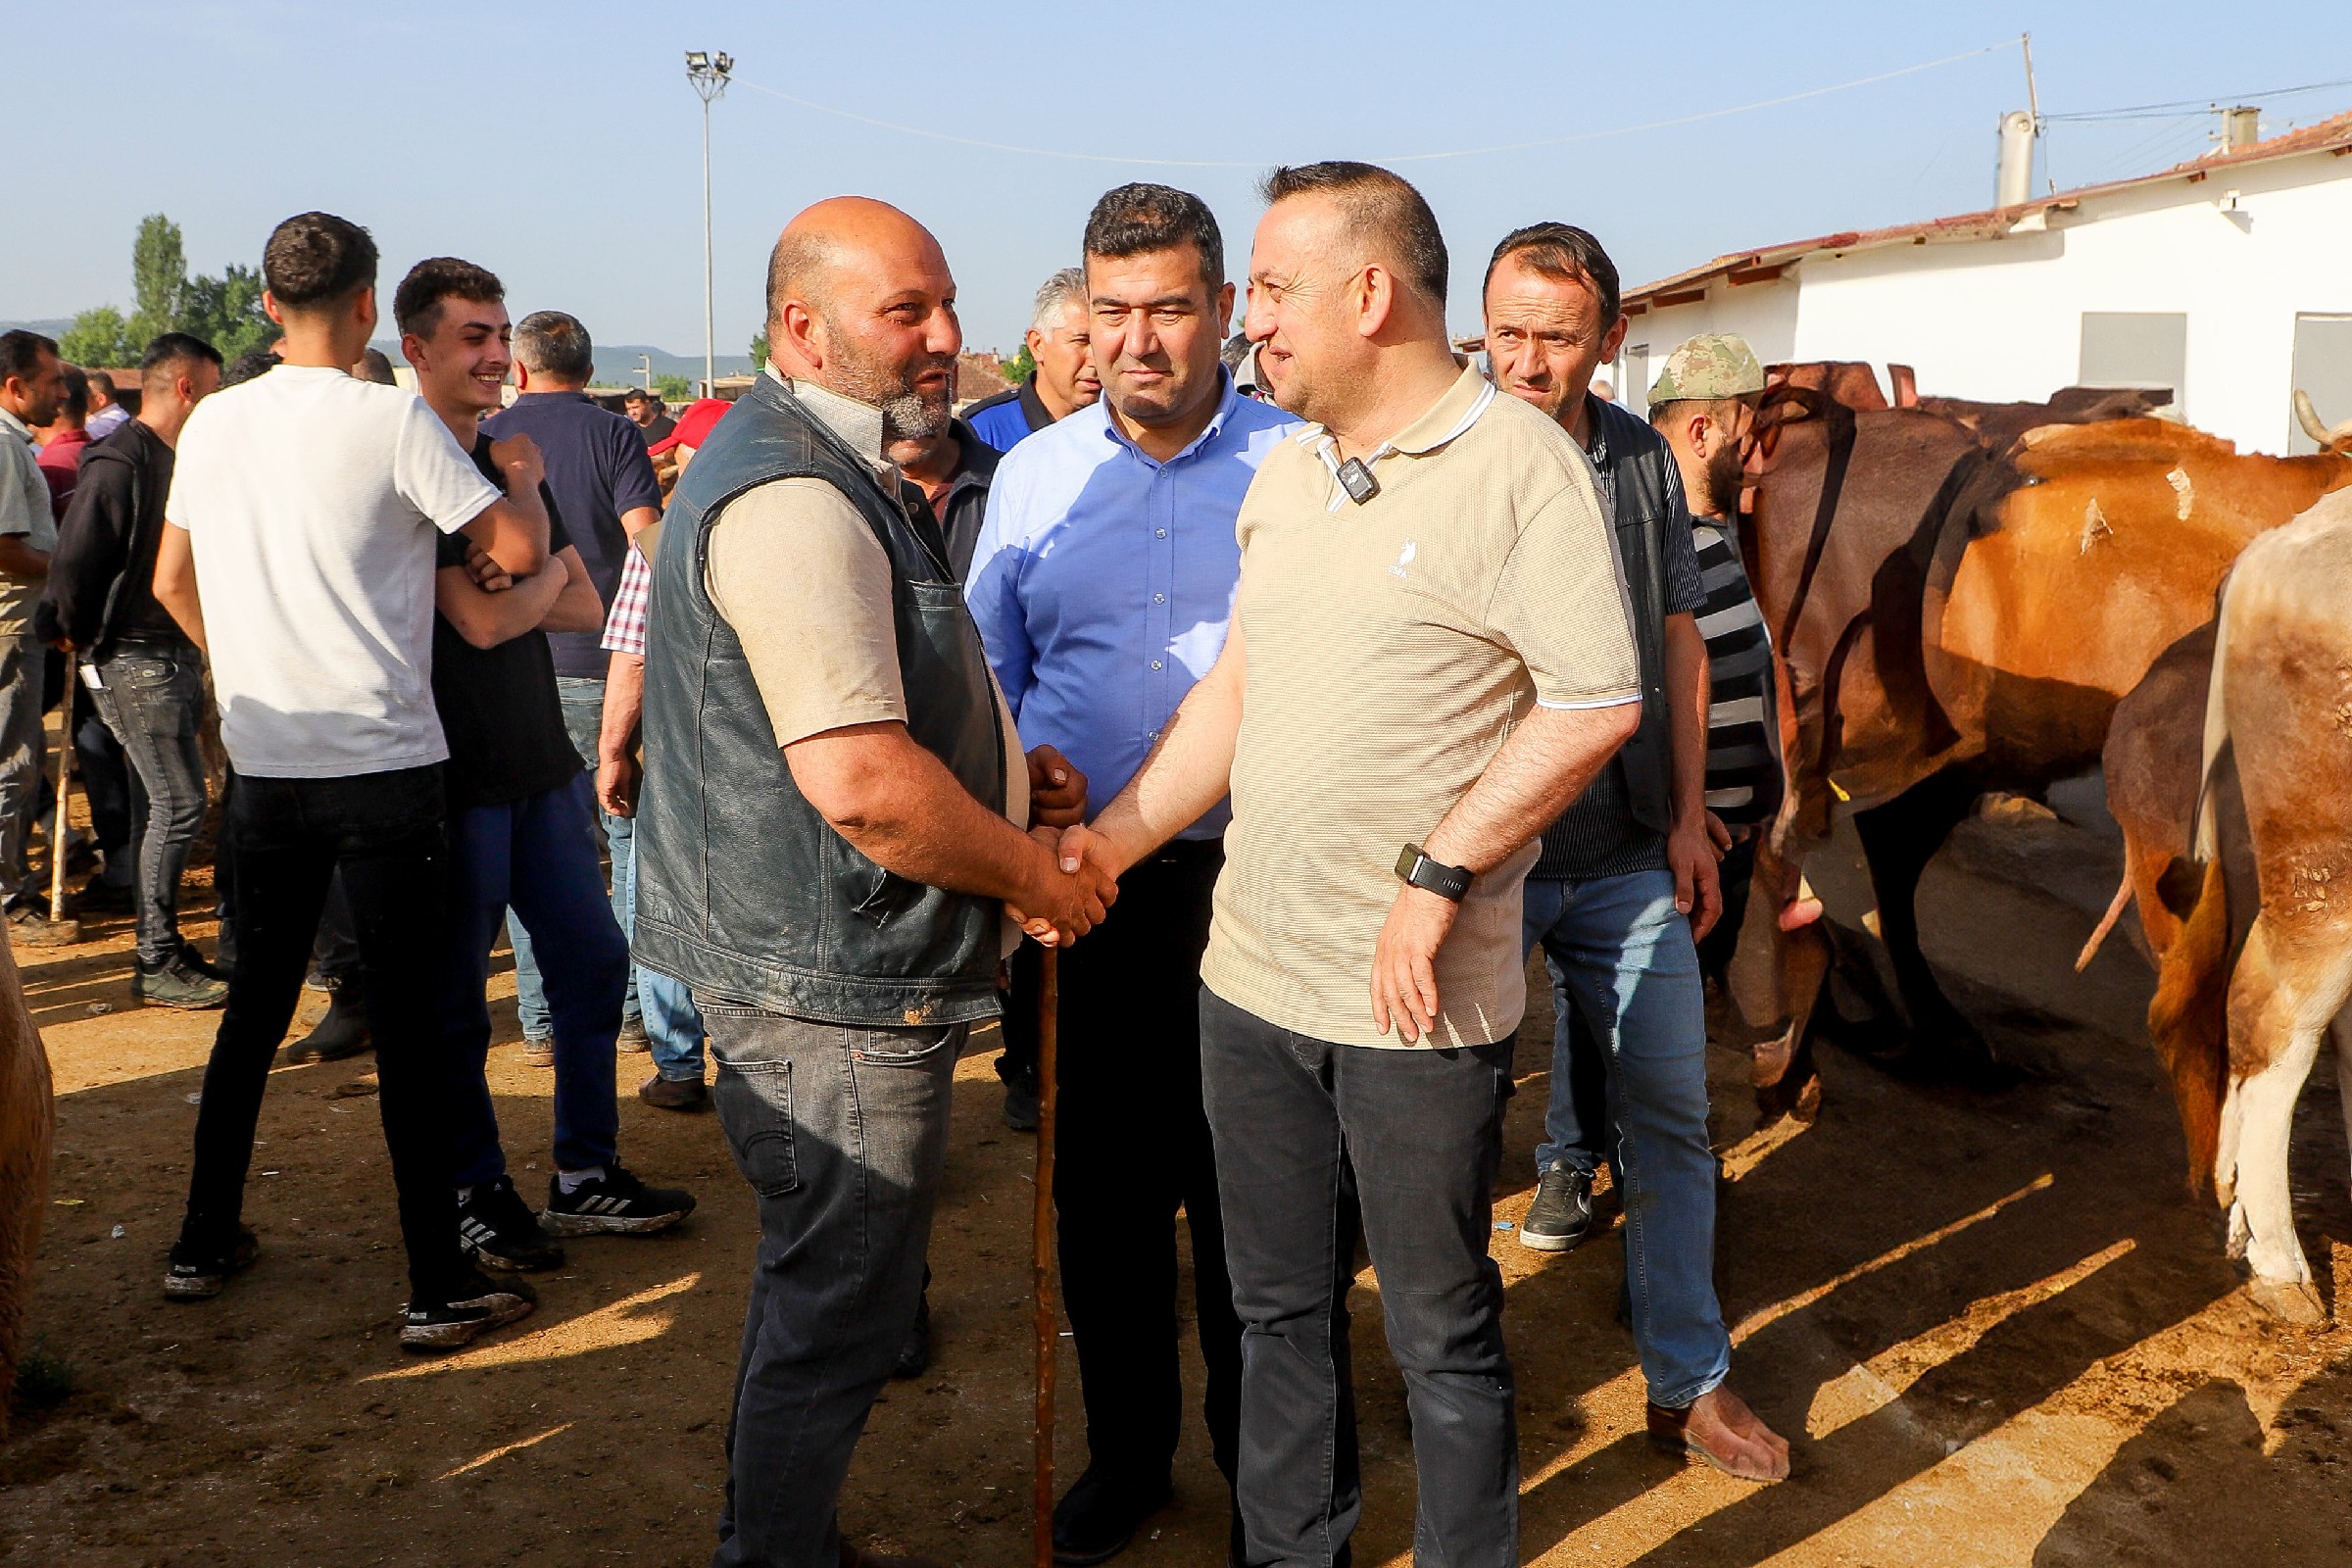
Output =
[
  {"x1": 685, "y1": 50, "x2": 734, "y2": 395},
  {"x1": 637, "y1": 353, "x2": 654, "y2": 395},
  {"x1": 2021, "y1": 32, "x2": 2052, "y2": 195}
]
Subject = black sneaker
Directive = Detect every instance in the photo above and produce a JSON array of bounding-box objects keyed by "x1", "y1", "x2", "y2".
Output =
[
  {"x1": 1052, "y1": 1467, "x2": 1172, "y2": 1565},
  {"x1": 1003, "y1": 1082, "x2": 1040, "y2": 1133},
  {"x1": 163, "y1": 1225, "x2": 260, "y2": 1300},
  {"x1": 458, "y1": 1175, "x2": 565, "y2": 1271},
  {"x1": 540, "y1": 1165, "x2": 696, "y2": 1237},
  {"x1": 1519, "y1": 1164, "x2": 1595, "y2": 1253},
  {"x1": 399, "y1": 1268, "x2": 536, "y2": 1351},
  {"x1": 133, "y1": 950, "x2": 229, "y2": 1010}
]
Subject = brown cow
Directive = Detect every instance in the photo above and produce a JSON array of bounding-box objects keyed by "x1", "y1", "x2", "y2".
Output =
[
  {"x1": 0, "y1": 930, "x2": 54, "y2": 1436},
  {"x1": 1729, "y1": 368, "x2": 2352, "y2": 1115}
]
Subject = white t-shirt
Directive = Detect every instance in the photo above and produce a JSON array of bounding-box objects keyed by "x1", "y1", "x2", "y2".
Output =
[{"x1": 165, "y1": 365, "x2": 503, "y2": 778}]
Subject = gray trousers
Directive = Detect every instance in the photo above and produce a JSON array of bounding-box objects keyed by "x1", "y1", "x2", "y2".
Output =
[
  {"x1": 703, "y1": 1003, "x2": 962, "y2": 1568},
  {"x1": 0, "y1": 632, "x2": 45, "y2": 906},
  {"x1": 89, "y1": 643, "x2": 210, "y2": 964}
]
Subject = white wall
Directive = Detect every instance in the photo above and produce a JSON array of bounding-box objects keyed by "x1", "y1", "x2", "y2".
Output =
[{"x1": 1623, "y1": 152, "x2": 2352, "y2": 453}]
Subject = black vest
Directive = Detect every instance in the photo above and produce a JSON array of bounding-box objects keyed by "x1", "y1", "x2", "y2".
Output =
[{"x1": 632, "y1": 377, "x2": 1007, "y2": 1025}]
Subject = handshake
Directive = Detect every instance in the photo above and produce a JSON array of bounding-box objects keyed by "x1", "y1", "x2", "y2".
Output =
[{"x1": 1007, "y1": 745, "x2": 1123, "y2": 948}]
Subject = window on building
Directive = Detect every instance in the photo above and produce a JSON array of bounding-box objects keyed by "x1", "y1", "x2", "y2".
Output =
[
  {"x1": 1622, "y1": 343, "x2": 1651, "y2": 416},
  {"x1": 2289, "y1": 314, "x2": 2352, "y2": 455},
  {"x1": 2079, "y1": 312, "x2": 2186, "y2": 419}
]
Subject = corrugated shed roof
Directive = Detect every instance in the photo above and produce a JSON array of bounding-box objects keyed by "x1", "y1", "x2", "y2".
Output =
[{"x1": 1624, "y1": 108, "x2": 2352, "y2": 309}]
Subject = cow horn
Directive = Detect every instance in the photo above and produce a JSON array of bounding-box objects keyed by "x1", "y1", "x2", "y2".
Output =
[{"x1": 2294, "y1": 389, "x2": 2332, "y2": 445}]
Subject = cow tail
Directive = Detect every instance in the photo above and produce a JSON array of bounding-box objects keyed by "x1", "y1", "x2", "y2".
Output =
[
  {"x1": 2148, "y1": 855, "x2": 2230, "y2": 1200},
  {"x1": 2192, "y1": 573, "x2": 2234, "y2": 864}
]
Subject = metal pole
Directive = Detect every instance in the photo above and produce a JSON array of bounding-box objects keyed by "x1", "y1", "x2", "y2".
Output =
[
  {"x1": 47, "y1": 654, "x2": 74, "y2": 924},
  {"x1": 2021, "y1": 32, "x2": 2051, "y2": 195},
  {"x1": 1032, "y1": 947, "x2": 1060, "y2": 1568},
  {"x1": 701, "y1": 93, "x2": 714, "y2": 395}
]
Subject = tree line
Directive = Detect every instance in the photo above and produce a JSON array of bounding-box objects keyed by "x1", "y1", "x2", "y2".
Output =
[{"x1": 59, "y1": 215, "x2": 275, "y2": 368}]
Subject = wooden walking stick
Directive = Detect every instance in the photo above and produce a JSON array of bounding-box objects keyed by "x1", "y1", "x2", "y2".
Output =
[
  {"x1": 1032, "y1": 945, "x2": 1060, "y2": 1568},
  {"x1": 47, "y1": 654, "x2": 75, "y2": 925}
]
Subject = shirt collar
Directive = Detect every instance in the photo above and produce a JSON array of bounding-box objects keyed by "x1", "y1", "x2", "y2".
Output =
[
  {"x1": 769, "y1": 366, "x2": 891, "y2": 473},
  {"x1": 1580, "y1": 392, "x2": 1614, "y2": 467},
  {"x1": 515, "y1": 389, "x2": 593, "y2": 405},
  {"x1": 1097, "y1": 368, "x2": 1243, "y2": 467},
  {"x1": 0, "y1": 406, "x2": 31, "y2": 445},
  {"x1": 1383, "y1": 361, "x2": 1495, "y2": 456}
]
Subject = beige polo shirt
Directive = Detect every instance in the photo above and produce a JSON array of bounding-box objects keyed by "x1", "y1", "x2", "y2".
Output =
[
  {"x1": 706, "y1": 372, "x2": 1028, "y2": 831},
  {"x1": 1200, "y1": 363, "x2": 1639, "y2": 1049}
]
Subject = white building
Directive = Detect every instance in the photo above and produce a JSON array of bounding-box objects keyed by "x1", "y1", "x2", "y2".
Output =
[{"x1": 1611, "y1": 109, "x2": 2352, "y2": 456}]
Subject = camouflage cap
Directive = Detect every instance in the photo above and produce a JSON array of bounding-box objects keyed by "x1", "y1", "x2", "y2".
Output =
[{"x1": 1648, "y1": 333, "x2": 1766, "y2": 404}]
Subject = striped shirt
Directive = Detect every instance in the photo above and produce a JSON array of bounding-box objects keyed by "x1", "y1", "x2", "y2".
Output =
[{"x1": 1691, "y1": 518, "x2": 1781, "y2": 826}]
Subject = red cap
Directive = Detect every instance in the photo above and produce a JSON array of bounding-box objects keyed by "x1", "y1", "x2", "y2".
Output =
[{"x1": 651, "y1": 397, "x2": 730, "y2": 456}]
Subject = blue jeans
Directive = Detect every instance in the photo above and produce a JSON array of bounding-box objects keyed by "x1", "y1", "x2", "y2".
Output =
[
  {"x1": 445, "y1": 774, "x2": 629, "y2": 1185},
  {"x1": 1522, "y1": 870, "x2": 1730, "y2": 1409},
  {"x1": 512, "y1": 677, "x2": 704, "y2": 1079},
  {"x1": 623, "y1": 819, "x2": 707, "y2": 1081}
]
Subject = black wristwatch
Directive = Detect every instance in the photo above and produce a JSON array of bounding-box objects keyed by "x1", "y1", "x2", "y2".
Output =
[{"x1": 1396, "y1": 843, "x2": 1472, "y2": 903}]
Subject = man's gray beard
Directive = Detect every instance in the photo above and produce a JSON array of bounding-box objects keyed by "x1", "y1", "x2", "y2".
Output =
[{"x1": 880, "y1": 390, "x2": 951, "y2": 443}]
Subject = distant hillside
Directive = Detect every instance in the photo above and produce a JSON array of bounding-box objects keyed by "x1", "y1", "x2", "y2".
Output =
[
  {"x1": 0, "y1": 319, "x2": 78, "y2": 340},
  {"x1": 363, "y1": 340, "x2": 753, "y2": 390}
]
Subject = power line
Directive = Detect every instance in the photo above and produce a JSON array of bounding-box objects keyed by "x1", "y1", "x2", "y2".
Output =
[
  {"x1": 730, "y1": 38, "x2": 2020, "y2": 170},
  {"x1": 2043, "y1": 75, "x2": 2352, "y2": 122}
]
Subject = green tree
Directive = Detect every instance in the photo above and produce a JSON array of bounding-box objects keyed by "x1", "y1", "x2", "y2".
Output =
[
  {"x1": 59, "y1": 307, "x2": 132, "y2": 368},
  {"x1": 749, "y1": 330, "x2": 768, "y2": 368},
  {"x1": 126, "y1": 214, "x2": 191, "y2": 348},
  {"x1": 181, "y1": 264, "x2": 273, "y2": 362},
  {"x1": 654, "y1": 373, "x2": 693, "y2": 402},
  {"x1": 999, "y1": 344, "x2": 1035, "y2": 383}
]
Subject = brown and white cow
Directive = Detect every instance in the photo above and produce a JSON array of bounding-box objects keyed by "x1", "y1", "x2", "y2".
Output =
[
  {"x1": 1728, "y1": 369, "x2": 2352, "y2": 1119},
  {"x1": 0, "y1": 929, "x2": 54, "y2": 1435}
]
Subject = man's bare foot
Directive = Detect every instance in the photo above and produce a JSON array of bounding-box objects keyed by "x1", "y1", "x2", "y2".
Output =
[{"x1": 1646, "y1": 1387, "x2": 1792, "y2": 1482}]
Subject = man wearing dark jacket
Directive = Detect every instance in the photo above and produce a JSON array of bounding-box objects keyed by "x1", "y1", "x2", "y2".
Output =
[{"x1": 45, "y1": 332, "x2": 226, "y2": 1006}]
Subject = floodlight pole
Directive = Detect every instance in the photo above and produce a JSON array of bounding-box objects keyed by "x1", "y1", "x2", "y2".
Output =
[{"x1": 686, "y1": 50, "x2": 733, "y2": 394}]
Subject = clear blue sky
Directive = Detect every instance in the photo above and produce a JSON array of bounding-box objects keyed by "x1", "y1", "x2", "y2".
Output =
[{"x1": 8, "y1": 3, "x2": 2345, "y2": 360}]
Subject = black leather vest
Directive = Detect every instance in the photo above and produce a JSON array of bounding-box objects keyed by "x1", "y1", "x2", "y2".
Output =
[{"x1": 632, "y1": 376, "x2": 1007, "y2": 1025}]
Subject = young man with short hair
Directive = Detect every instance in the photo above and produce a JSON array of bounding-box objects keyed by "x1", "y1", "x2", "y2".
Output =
[
  {"x1": 85, "y1": 369, "x2": 129, "y2": 441},
  {"x1": 0, "y1": 331, "x2": 66, "y2": 946},
  {"x1": 155, "y1": 211, "x2": 552, "y2": 1350},
  {"x1": 393, "y1": 257, "x2": 695, "y2": 1271},
  {"x1": 621, "y1": 386, "x2": 674, "y2": 447},
  {"x1": 45, "y1": 331, "x2": 229, "y2": 1006},
  {"x1": 33, "y1": 364, "x2": 92, "y2": 518}
]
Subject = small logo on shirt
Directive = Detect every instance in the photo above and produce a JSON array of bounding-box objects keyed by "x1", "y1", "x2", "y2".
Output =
[{"x1": 1389, "y1": 539, "x2": 1417, "y2": 579}]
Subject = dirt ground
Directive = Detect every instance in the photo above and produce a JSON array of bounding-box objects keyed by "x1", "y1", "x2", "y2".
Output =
[{"x1": 6, "y1": 798, "x2": 2352, "y2": 1567}]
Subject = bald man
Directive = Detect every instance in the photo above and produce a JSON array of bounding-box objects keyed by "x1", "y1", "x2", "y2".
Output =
[{"x1": 630, "y1": 197, "x2": 1108, "y2": 1568}]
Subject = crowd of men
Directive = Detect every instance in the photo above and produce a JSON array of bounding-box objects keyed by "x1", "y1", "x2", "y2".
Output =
[{"x1": 0, "y1": 158, "x2": 1803, "y2": 1567}]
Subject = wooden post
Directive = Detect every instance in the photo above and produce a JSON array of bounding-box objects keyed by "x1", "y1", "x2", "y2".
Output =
[
  {"x1": 1032, "y1": 945, "x2": 1060, "y2": 1568},
  {"x1": 47, "y1": 656, "x2": 74, "y2": 924}
]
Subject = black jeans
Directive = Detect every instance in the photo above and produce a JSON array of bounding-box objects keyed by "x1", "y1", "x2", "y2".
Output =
[
  {"x1": 1046, "y1": 839, "x2": 1241, "y2": 1490},
  {"x1": 1200, "y1": 990, "x2": 1519, "y2": 1568},
  {"x1": 88, "y1": 643, "x2": 209, "y2": 965},
  {"x1": 177, "y1": 765, "x2": 468, "y2": 1302}
]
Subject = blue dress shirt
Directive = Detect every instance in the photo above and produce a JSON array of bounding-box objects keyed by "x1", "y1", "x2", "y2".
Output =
[{"x1": 966, "y1": 373, "x2": 1298, "y2": 840}]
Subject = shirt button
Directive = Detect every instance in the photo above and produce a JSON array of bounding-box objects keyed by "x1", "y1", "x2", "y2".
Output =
[
  {"x1": 1155, "y1": 528, "x2": 1167, "y2": 538},
  {"x1": 1151, "y1": 661, "x2": 1164, "y2": 671},
  {"x1": 1153, "y1": 593, "x2": 1166, "y2": 604}
]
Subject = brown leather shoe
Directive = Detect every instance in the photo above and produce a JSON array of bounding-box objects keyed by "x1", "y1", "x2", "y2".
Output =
[
  {"x1": 639, "y1": 1073, "x2": 710, "y2": 1112},
  {"x1": 1646, "y1": 1387, "x2": 1792, "y2": 1482}
]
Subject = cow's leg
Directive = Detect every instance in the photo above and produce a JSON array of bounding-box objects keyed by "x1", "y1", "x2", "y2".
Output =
[
  {"x1": 1851, "y1": 770, "x2": 1997, "y2": 1081},
  {"x1": 2222, "y1": 914, "x2": 2342, "y2": 1324}
]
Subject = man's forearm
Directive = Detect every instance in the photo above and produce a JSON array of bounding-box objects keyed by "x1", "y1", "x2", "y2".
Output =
[
  {"x1": 599, "y1": 652, "x2": 645, "y2": 764},
  {"x1": 1664, "y1": 614, "x2": 1710, "y2": 826},
  {"x1": 0, "y1": 535, "x2": 49, "y2": 579},
  {"x1": 787, "y1": 723, "x2": 1054, "y2": 906},
  {"x1": 1422, "y1": 700, "x2": 1641, "y2": 874}
]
